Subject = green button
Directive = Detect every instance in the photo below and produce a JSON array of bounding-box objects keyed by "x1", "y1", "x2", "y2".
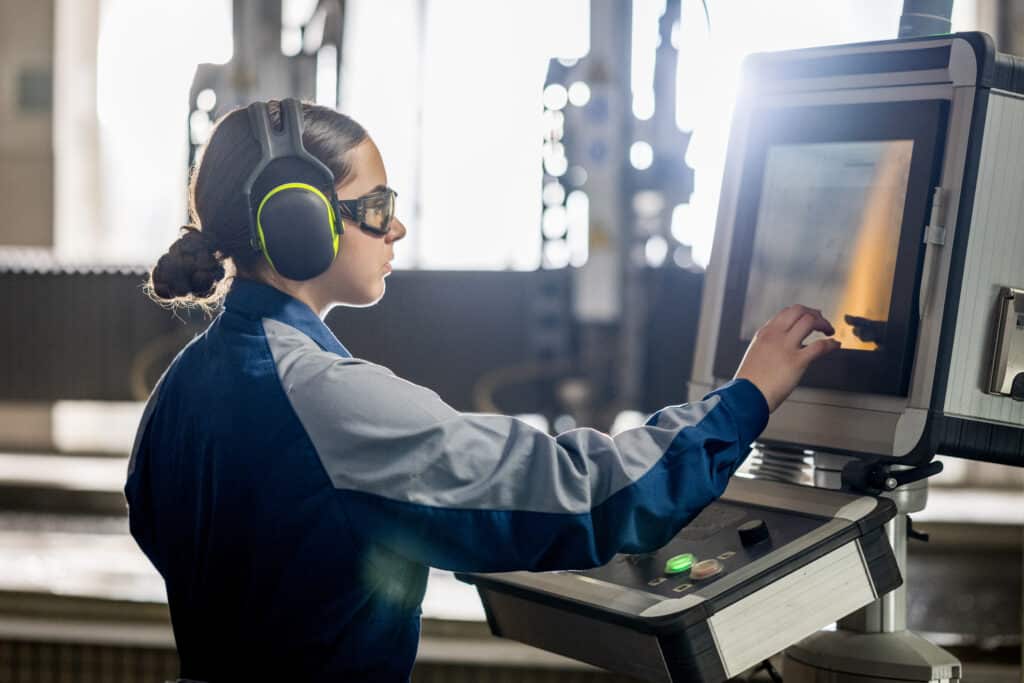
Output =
[{"x1": 664, "y1": 553, "x2": 695, "y2": 575}]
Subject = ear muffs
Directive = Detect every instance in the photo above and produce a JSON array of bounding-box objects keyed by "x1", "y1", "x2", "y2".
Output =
[{"x1": 243, "y1": 98, "x2": 344, "y2": 281}]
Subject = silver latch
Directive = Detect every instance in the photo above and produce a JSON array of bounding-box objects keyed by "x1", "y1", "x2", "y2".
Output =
[{"x1": 988, "y1": 287, "x2": 1024, "y2": 400}]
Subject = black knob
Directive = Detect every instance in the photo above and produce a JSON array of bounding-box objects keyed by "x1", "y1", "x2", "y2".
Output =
[{"x1": 738, "y1": 519, "x2": 770, "y2": 546}]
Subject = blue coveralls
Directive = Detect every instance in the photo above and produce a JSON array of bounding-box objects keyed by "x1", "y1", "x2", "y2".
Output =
[{"x1": 125, "y1": 279, "x2": 769, "y2": 681}]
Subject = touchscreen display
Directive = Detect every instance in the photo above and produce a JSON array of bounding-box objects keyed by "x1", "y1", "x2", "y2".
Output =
[{"x1": 739, "y1": 140, "x2": 914, "y2": 351}]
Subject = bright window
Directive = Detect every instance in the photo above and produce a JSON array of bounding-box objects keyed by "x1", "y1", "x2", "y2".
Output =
[
  {"x1": 63, "y1": 0, "x2": 232, "y2": 265},
  {"x1": 70, "y1": 0, "x2": 979, "y2": 270},
  {"x1": 341, "y1": 0, "x2": 588, "y2": 269}
]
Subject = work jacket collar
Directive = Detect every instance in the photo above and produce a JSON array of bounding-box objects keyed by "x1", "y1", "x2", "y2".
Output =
[{"x1": 224, "y1": 279, "x2": 352, "y2": 357}]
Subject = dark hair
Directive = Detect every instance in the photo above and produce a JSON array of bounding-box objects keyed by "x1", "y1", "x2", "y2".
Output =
[{"x1": 148, "y1": 100, "x2": 368, "y2": 308}]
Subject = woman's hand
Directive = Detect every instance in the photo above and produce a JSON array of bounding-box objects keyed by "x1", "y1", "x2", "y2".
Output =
[{"x1": 734, "y1": 305, "x2": 840, "y2": 412}]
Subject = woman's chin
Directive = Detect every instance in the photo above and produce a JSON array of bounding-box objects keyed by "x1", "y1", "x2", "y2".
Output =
[{"x1": 345, "y1": 283, "x2": 385, "y2": 308}]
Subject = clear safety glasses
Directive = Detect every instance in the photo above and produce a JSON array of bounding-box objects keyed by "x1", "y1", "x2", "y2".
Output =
[{"x1": 338, "y1": 187, "x2": 398, "y2": 237}]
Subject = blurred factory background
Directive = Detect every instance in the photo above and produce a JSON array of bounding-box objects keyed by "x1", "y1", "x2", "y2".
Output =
[{"x1": 0, "y1": 0, "x2": 1020, "y2": 680}]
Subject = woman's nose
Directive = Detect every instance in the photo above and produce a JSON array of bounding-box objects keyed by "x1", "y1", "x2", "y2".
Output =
[{"x1": 386, "y1": 217, "x2": 407, "y2": 243}]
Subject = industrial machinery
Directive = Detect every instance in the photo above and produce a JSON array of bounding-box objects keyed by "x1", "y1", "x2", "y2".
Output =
[
  {"x1": 460, "y1": 30, "x2": 1024, "y2": 682},
  {"x1": 187, "y1": 0, "x2": 344, "y2": 160}
]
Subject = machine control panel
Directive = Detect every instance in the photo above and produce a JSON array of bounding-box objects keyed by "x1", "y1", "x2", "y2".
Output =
[
  {"x1": 460, "y1": 478, "x2": 901, "y2": 682},
  {"x1": 582, "y1": 502, "x2": 819, "y2": 598}
]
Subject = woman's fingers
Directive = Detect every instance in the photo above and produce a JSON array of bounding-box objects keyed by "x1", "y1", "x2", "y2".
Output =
[
  {"x1": 787, "y1": 311, "x2": 835, "y2": 346},
  {"x1": 770, "y1": 304, "x2": 814, "y2": 331},
  {"x1": 800, "y1": 337, "x2": 842, "y2": 364}
]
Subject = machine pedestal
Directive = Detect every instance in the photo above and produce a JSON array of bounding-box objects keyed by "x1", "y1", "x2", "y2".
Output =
[
  {"x1": 784, "y1": 630, "x2": 961, "y2": 682},
  {"x1": 781, "y1": 454, "x2": 962, "y2": 683}
]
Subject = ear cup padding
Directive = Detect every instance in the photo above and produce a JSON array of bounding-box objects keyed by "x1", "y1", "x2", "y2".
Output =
[{"x1": 257, "y1": 184, "x2": 338, "y2": 281}]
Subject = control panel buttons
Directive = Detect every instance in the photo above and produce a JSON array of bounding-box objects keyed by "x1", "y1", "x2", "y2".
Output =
[
  {"x1": 672, "y1": 582, "x2": 693, "y2": 593},
  {"x1": 664, "y1": 553, "x2": 695, "y2": 575},
  {"x1": 648, "y1": 577, "x2": 667, "y2": 587},
  {"x1": 738, "y1": 518, "x2": 770, "y2": 546},
  {"x1": 690, "y1": 558, "x2": 723, "y2": 580}
]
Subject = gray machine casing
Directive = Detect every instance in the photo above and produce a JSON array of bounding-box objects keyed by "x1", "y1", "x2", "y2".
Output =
[{"x1": 690, "y1": 32, "x2": 1024, "y2": 465}]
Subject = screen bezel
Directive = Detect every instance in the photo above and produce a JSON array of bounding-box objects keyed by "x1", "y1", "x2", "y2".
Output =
[{"x1": 714, "y1": 100, "x2": 949, "y2": 396}]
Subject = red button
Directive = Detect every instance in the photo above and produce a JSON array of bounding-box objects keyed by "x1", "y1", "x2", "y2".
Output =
[{"x1": 690, "y1": 559, "x2": 723, "y2": 580}]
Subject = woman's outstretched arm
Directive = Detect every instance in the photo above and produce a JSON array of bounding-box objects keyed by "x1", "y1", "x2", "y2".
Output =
[{"x1": 266, "y1": 317, "x2": 770, "y2": 573}]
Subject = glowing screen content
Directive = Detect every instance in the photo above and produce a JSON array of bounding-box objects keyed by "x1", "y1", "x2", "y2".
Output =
[{"x1": 740, "y1": 140, "x2": 914, "y2": 351}]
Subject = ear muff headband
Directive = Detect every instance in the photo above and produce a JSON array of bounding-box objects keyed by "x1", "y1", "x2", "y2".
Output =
[{"x1": 255, "y1": 182, "x2": 340, "y2": 271}]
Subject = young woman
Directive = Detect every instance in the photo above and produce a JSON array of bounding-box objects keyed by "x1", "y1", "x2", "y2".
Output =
[{"x1": 125, "y1": 100, "x2": 838, "y2": 682}]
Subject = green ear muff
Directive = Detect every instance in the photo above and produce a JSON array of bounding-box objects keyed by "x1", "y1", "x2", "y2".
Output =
[
  {"x1": 243, "y1": 99, "x2": 344, "y2": 281},
  {"x1": 256, "y1": 183, "x2": 339, "y2": 276}
]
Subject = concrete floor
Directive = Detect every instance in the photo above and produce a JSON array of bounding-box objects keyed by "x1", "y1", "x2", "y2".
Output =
[{"x1": 0, "y1": 451, "x2": 1017, "y2": 681}]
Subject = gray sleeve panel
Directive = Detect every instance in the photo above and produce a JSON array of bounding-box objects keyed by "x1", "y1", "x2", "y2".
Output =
[
  {"x1": 648, "y1": 401, "x2": 720, "y2": 431},
  {"x1": 263, "y1": 318, "x2": 719, "y2": 515}
]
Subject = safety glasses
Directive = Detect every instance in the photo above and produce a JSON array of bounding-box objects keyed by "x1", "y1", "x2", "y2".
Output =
[{"x1": 337, "y1": 187, "x2": 398, "y2": 237}]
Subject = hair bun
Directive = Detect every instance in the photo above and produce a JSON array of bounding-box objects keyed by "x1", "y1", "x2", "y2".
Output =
[{"x1": 150, "y1": 226, "x2": 226, "y2": 301}]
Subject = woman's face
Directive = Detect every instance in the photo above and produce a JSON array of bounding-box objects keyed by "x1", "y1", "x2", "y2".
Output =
[{"x1": 315, "y1": 137, "x2": 406, "y2": 309}]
